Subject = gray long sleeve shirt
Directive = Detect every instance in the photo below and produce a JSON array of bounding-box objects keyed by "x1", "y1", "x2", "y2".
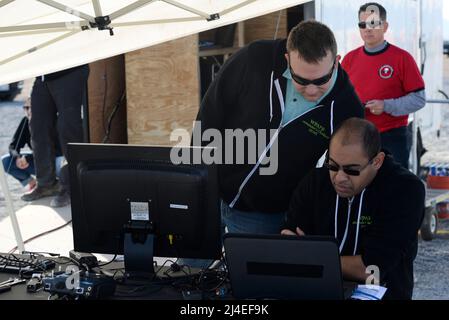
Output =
[{"x1": 384, "y1": 90, "x2": 426, "y2": 116}]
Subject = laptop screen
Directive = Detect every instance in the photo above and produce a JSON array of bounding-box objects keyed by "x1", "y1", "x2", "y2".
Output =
[{"x1": 224, "y1": 233, "x2": 344, "y2": 300}]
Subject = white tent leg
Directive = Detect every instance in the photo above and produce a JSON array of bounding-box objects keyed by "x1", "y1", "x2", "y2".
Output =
[{"x1": 0, "y1": 158, "x2": 24, "y2": 253}]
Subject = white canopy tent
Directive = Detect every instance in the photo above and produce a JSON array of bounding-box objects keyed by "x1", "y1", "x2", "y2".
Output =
[
  {"x1": 0, "y1": 0, "x2": 309, "y2": 85},
  {"x1": 0, "y1": 0, "x2": 308, "y2": 252}
]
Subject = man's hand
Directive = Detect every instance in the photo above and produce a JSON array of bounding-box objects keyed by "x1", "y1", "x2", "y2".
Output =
[
  {"x1": 365, "y1": 100, "x2": 385, "y2": 115},
  {"x1": 15, "y1": 156, "x2": 29, "y2": 169},
  {"x1": 281, "y1": 227, "x2": 305, "y2": 236}
]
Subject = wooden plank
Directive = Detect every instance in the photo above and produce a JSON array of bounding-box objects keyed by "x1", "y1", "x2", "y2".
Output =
[
  {"x1": 87, "y1": 56, "x2": 127, "y2": 144},
  {"x1": 244, "y1": 10, "x2": 288, "y2": 43},
  {"x1": 125, "y1": 35, "x2": 199, "y2": 146}
]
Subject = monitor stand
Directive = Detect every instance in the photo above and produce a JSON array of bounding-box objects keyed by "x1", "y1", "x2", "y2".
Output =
[{"x1": 123, "y1": 221, "x2": 155, "y2": 276}]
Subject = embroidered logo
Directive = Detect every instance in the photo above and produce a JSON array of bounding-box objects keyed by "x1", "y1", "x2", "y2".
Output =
[
  {"x1": 302, "y1": 119, "x2": 329, "y2": 139},
  {"x1": 379, "y1": 65, "x2": 394, "y2": 79}
]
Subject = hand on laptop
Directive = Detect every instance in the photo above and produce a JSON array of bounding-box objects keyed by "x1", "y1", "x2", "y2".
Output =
[{"x1": 281, "y1": 227, "x2": 305, "y2": 236}]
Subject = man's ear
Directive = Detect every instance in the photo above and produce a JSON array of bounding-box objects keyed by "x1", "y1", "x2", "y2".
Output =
[
  {"x1": 336, "y1": 54, "x2": 341, "y2": 63},
  {"x1": 372, "y1": 152, "x2": 385, "y2": 170},
  {"x1": 383, "y1": 21, "x2": 389, "y2": 33},
  {"x1": 285, "y1": 53, "x2": 289, "y2": 63}
]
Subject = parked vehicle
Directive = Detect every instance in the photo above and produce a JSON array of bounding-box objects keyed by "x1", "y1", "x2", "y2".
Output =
[
  {"x1": 0, "y1": 81, "x2": 23, "y2": 101},
  {"x1": 444, "y1": 41, "x2": 449, "y2": 56}
]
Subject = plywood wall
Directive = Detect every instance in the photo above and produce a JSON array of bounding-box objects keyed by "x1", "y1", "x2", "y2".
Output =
[
  {"x1": 87, "y1": 56, "x2": 127, "y2": 144},
  {"x1": 244, "y1": 10, "x2": 288, "y2": 43},
  {"x1": 125, "y1": 35, "x2": 199, "y2": 146}
]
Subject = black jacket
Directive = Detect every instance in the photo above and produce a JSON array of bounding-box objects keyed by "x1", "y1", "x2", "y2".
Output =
[
  {"x1": 195, "y1": 39, "x2": 364, "y2": 213},
  {"x1": 9, "y1": 116, "x2": 62, "y2": 160},
  {"x1": 9, "y1": 117, "x2": 32, "y2": 161},
  {"x1": 283, "y1": 155, "x2": 425, "y2": 300}
]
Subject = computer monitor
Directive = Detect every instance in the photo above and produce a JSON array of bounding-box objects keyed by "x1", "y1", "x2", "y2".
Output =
[{"x1": 68, "y1": 143, "x2": 221, "y2": 274}]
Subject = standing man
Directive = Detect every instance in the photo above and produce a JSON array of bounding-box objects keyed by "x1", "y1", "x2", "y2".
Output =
[
  {"x1": 282, "y1": 118, "x2": 425, "y2": 300},
  {"x1": 21, "y1": 65, "x2": 89, "y2": 207},
  {"x1": 341, "y1": 2, "x2": 426, "y2": 168},
  {"x1": 195, "y1": 20, "x2": 363, "y2": 234}
]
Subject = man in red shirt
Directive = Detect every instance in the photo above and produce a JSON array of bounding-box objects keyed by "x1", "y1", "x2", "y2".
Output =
[{"x1": 342, "y1": 2, "x2": 426, "y2": 168}]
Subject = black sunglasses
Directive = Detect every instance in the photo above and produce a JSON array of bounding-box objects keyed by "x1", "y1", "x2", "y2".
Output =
[
  {"x1": 289, "y1": 61, "x2": 335, "y2": 86},
  {"x1": 23, "y1": 106, "x2": 30, "y2": 110},
  {"x1": 324, "y1": 155, "x2": 376, "y2": 176},
  {"x1": 358, "y1": 20, "x2": 383, "y2": 29}
]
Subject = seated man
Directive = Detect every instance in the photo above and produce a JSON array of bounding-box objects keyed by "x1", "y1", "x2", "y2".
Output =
[
  {"x1": 281, "y1": 118, "x2": 424, "y2": 300},
  {"x1": 1, "y1": 98, "x2": 63, "y2": 193}
]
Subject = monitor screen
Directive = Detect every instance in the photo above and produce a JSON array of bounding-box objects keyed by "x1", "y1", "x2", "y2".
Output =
[{"x1": 68, "y1": 143, "x2": 221, "y2": 266}]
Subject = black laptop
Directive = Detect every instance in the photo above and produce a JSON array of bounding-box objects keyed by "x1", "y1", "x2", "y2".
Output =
[{"x1": 224, "y1": 233, "x2": 352, "y2": 300}]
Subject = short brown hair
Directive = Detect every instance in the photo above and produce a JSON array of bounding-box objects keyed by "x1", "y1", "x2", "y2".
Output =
[
  {"x1": 359, "y1": 2, "x2": 387, "y2": 21},
  {"x1": 286, "y1": 20, "x2": 337, "y2": 64}
]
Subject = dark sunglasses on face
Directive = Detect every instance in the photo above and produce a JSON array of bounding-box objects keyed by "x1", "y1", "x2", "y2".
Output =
[
  {"x1": 324, "y1": 156, "x2": 376, "y2": 176},
  {"x1": 23, "y1": 106, "x2": 30, "y2": 110},
  {"x1": 358, "y1": 20, "x2": 383, "y2": 29},
  {"x1": 289, "y1": 61, "x2": 335, "y2": 86}
]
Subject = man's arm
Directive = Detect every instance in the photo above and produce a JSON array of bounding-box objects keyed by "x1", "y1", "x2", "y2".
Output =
[
  {"x1": 383, "y1": 90, "x2": 426, "y2": 116},
  {"x1": 341, "y1": 255, "x2": 369, "y2": 282},
  {"x1": 280, "y1": 170, "x2": 317, "y2": 235}
]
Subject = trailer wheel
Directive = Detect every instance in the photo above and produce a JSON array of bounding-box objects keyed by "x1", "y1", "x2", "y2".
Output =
[{"x1": 420, "y1": 208, "x2": 439, "y2": 241}]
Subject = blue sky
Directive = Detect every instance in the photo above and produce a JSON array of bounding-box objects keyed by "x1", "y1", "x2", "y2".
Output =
[{"x1": 445, "y1": 0, "x2": 449, "y2": 40}]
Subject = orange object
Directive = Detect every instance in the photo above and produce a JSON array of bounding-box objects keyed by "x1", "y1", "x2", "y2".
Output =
[
  {"x1": 436, "y1": 202, "x2": 449, "y2": 220},
  {"x1": 427, "y1": 175, "x2": 449, "y2": 190}
]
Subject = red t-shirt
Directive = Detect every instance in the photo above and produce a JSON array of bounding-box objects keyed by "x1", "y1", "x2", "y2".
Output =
[{"x1": 341, "y1": 43, "x2": 425, "y2": 132}]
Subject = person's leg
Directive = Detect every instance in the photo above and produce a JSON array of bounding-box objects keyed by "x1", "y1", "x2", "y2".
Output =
[
  {"x1": 22, "y1": 80, "x2": 60, "y2": 201},
  {"x1": 55, "y1": 156, "x2": 64, "y2": 178},
  {"x1": 47, "y1": 66, "x2": 89, "y2": 207},
  {"x1": 380, "y1": 126, "x2": 409, "y2": 169},
  {"x1": 221, "y1": 200, "x2": 285, "y2": 234},
  {"x1": 50, "y1": 66, "x2": 88, "y2": 190},
  {"x1": 29, "y1": 78, "x2": 58, "y2": 187},
  {"x1": 1, "y1": 154, "x2": 32, "y2": 186}
]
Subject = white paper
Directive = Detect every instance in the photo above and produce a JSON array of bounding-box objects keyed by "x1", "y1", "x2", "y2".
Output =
[{"x1": 351, "y1": 285, "x2": 387, "y2": 300}]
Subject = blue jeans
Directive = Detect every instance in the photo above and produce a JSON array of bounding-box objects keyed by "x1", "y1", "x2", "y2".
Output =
[
  {"x1": 2, "y1": 153, "x2": 64, "y2": 186},
  {"x1": 178, "y1": 201, "x2": 286, "y2": 268},
  {"x1": 381, "y1": 125, "x2": 412, "y2": 169},
  {"x1": 221, "y1": 200, "x2": 286, "y2": 234}
]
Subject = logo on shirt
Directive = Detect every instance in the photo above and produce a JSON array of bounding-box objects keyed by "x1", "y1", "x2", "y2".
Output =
[
  {"x1": 353, "y1": 215, "x2": 373, "y2": 226},
  {"x1": 379, "y1": 65, "x2": 394, "y2": 79},
  {"x1": 302, "y1": 119, "x2": 329, "y2": 140}
]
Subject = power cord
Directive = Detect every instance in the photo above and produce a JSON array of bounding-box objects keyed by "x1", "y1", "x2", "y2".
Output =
[{"x1": 8, "y1": 220, "x2": 72, "y2": 254}]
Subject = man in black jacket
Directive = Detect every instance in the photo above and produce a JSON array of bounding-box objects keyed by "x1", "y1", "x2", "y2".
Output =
[
  {"x1": 195, "y1": 20, "x2": 364, "y2": 234},
  {"x1": 281, "y1": 118, "x2": 424, "y2": 299}
]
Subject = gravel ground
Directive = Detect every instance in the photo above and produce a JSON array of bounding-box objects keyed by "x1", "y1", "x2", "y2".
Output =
[
  {"x1": 1, "y1": 58, "x2": 449, "y2": 299},
  {"x1": 412, "y1": 56, "x2": 449, "y2": 300}
]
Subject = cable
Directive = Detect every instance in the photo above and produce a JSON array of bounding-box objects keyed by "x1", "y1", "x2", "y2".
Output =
[
  {"x1": 102, "y1": 91, "x2": 125, "y2": 143},
  {"x1": 97, "y1": 254, "x2": 117, "y2": 267},
  {"x1": 7, "y1": 220, "x2": 72, "y2": 254},
  {"x1": 101, "y1": 62, "x2": 108, "y2": 135}
]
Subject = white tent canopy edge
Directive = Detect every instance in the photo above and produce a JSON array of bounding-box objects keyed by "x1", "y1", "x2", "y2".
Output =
[{"x1": 0, "y1": 0, "x2": 309, "y2": 85}]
